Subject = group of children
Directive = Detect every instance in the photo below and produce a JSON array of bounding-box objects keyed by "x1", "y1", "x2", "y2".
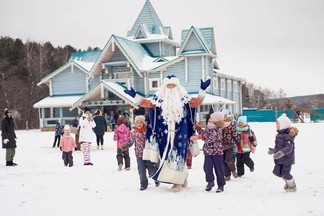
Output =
[
  {"x1": 191, "y1": 111, "x2": 298, "y2": 193},
  {"x1": 56, "y1": 108, "x2": 298, "y2": 193}
]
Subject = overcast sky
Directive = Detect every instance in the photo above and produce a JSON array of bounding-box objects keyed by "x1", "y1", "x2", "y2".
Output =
[{"x1": 1, "y1": 0, "x2": 323, "y2": 97}]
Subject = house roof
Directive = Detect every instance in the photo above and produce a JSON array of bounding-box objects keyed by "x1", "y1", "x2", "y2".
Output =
[
  {"x1": 179, "y1": 26, "x2": 217, "y2": 56},
  {"x1": 127, "y1": 0, "x2": 164, "y2": 37},
  {"x1": 37, "y1": 60, "x2": 93, "y2": 86},
  {"x1": 69, "y1": 50, "x2": 102, "y2": 62},
  {"x1": 190, "y1": 93, "x2": 236, "y2": 105},
  {"x1": 33, "y1": 95, "x2": 83, "y2": 108},
  {"x1": 69, "y1": 81, "x2": 139, "y2": 111}
]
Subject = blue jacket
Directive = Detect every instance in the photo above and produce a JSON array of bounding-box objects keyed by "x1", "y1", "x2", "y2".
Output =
[{"x1": 274, "y1": 128, "x2": 295, "y2": 165}]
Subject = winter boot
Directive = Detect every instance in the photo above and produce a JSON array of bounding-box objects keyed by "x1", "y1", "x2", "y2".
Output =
[
  {"x1": 140, "y1": 186, "x2": 147, "y2": 191},
  {"x1": 171, "y1": 184, "x2": 182, "y2": 192},
  {"x1": 282, "y1": 178, "x2": 288, "y2": 190},
  {"x1": 182, "y1": 178, "x2": 188, "y2": 188},
  {"x1": 118, "y1": 164, "x2": 123, "y2": 171},
  {"x1": 224, "y1": 176, "x2": 231, "y2": 181},
  {"x1": 6, "y1": 161, "x2": 13, "y2": 166},
  {"x1": 285, "y1": 178, "x2": 297, "y2": 192},
  {"x1": 205, "y1": 181, "x2": 215, "y2": 191},
  {"x1": 155, "y1": 181, "x2": 160, "y2": 187},
  {"x1": 232, "y1": 170, "x2": 238, "y2": 178},
  {"x1": 216, "y1": 186, "x2": 224, "y2": 193}
]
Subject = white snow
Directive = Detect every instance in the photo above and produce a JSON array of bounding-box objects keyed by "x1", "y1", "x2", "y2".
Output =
[{"x1": 1, "y1": 122, "x2": 323, "y2": 216}]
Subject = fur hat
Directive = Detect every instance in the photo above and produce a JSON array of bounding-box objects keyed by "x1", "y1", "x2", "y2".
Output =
[
  {"x1": 237, "y1": 116, "x2": 247, "y2": 125},
  {"x1": 135, "y1": 115, "x2": 145, "y2": 124},
  {"x1": 63, "y1": 125, "x2": 71, "y2": 131},
  {"x1": 210, "y1": 111, "x2": 225, "y2": 122},
  {"x1": 117, "y1": 116, "x2": 124, "y2": 126},
  {"x1": 277, "y1": 114, "x2": 292, "y2": 130},
  {"x1": 163, "y1": 75, "x2": 180, "y2": 87}
]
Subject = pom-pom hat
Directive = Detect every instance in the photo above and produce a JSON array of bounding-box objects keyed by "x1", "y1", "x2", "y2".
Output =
[{"x1": 277, "y1": 114, "x2": 292, "y2": 130}]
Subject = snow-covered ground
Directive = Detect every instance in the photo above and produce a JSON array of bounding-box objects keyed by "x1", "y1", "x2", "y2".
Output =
[{"x1": 1, "y1": 122, "x2": 323, "y2": 216}]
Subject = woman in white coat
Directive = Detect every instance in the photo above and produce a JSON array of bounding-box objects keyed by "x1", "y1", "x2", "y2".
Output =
[{"x1": 79, "y1": 107, "x2": 96, "y2": 165}]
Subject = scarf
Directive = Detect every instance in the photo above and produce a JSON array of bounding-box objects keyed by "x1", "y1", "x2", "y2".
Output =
[
  {"x1": 236, "y1": 125, "x2": 249, "y2": 133},
  {"x1": 135, "y1": 125, "x2": 146, "y2": 133}
]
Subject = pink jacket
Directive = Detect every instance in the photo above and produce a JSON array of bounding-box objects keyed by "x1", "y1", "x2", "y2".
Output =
[
  {"x1": 113, "y1": 124, "x2": 130, "y2": 149},
  {"x1": 59, "y1": 135, "x2": 76, "y2": 152}
]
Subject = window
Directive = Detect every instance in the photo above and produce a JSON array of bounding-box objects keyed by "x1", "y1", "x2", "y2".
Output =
[
  {"x1": 221, "y1": 79, "x2": 225, "y2": 90},
  {"x1": 149, "y1": 78, "x2": 160, "y2": 91},
  {"x1": 227, "y1": 80, "x2": 232, "y2": 92},
  {"x1": 213, "y1": 79, "x2": 217, "y2": 91},
  {"x1": 233, "y1": 81, "x2": 238, "y2": 92}
]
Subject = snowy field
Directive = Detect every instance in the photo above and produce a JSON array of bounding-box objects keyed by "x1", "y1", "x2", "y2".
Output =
[{"x1": 1, "y1": 122, "x2": 323, "y2": 216}]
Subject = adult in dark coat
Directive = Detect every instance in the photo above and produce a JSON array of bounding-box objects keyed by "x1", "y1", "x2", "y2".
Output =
[
  {"x1": 93, "y1": 109, "x2": 108, "y2": 150},
  {"x1": 1, "y1": 108, "x2": 17, "y2": 166}
]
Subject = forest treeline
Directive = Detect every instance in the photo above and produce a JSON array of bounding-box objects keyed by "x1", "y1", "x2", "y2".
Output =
[{"x1": 0, "y1": 36, "x2": 300, "y2": 129}]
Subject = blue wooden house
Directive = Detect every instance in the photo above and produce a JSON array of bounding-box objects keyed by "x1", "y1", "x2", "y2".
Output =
[{"x1": 34, "y1": 0, "x2": 243, "y2": 128}]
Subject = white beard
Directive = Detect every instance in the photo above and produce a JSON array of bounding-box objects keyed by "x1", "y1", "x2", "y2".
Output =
[{"x1": 160, "y1": 88, "x2": 185, "y2": 123}]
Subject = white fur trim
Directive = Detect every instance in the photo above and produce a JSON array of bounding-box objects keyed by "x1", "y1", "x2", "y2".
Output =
[
  {"x1": 198, "y1": 89, "x2": 206, "y2": 99},
  {"x1": 134, "y1": 94, "x2": 143, "y2": 104},
  {"x1": 157, "y1": 162, "x2": 188, "y2": 184},
  {"x1": 163, "y1": 76, "x2": 180, "y2": 87}
]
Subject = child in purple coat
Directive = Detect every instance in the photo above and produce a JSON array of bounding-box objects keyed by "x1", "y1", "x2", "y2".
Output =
[
  {"x1": 191, "y1": 111, "x2": 225, "y2": 193},
  {"x1": 268, "y1": 114, "x2": 298, "y2": 192}
]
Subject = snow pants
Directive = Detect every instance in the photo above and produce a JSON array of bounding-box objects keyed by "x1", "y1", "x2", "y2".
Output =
[
  {"x1": 81, "y1": 142, "x2": 92, "y2": 164},
  {"x1": 273, "y1": 164, "x2": 293, "y2": 180},
  {"x1": 136, "y1": 157, "x2": 158, "y2": 188},
  {"x1": 116, "y1": 148, "x2": 130, "y2": 168},
  {"x1": 223, "y1": 149, "x2": 236, "y2": 177},
  {"x1": 236, "y1": 152, "x2": 254, "y2": 176},
  {"x1": 204, "y1": 155, "x2": 225, "y2": 187}
]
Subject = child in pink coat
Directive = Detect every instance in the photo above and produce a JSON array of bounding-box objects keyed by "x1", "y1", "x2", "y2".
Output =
[
  {"x1": 59, "y1": 125, "x2": 76, "y2": 167},
  {"x1": 113, "y1": 116, "x2": 131, "y2": 171}
]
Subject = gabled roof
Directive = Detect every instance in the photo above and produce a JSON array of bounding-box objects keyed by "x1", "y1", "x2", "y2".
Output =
[
  {"x1": 127, "y1": 0, "x2": 164, "y2": 37},
  {"x1": 179, "y1": 26, "x2": 217, "y2": 56},
  {"x1": 90, "y1": 35, "x2": 179, "y2": 76},
  {"x1": 69, "y1": 50, "x2": 102, "y2": 62},
  {"x1": 33, "y1": 95, "x2": 83, "y2": 108},
  {"x1": 37, "y1": 60, "x2": 93, "y2": 86},
  {"x1": 134, "y1": 24, "x2": 149, "y2": 39},
  {"x1": 69, "y1": 81, "x2": 138, "y2": 111}
]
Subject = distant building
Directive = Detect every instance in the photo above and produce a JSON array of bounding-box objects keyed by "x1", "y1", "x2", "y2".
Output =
[{"x1": 33, "y1": 0, "x2": 243, "y2": 128}]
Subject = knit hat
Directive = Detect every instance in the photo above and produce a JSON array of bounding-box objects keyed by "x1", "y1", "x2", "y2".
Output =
[
  {"x1": 277, "y1": 114, "x2": 292, "y2": 130},
  {"x1": 117, "y1": 116, "x2": 124, "y2": 126},
  {"x1": 135, "y1": 115, "x2": 145, "y2": 124},
  {"x1": 210, "y1": 111, "x2": 225, "y2": 122},
  {"x1": 84, "y1": 107, "x2": 91, "y2": 113},
  {"x1": 4, "y1": 108, "x2": 10, "y2": 116},
  {"x1": 237, "y1": 116, "x2": 247, "y2": 125},
  {"x1": 63, "y1": 125, "x2": 71, "y2": 131}
]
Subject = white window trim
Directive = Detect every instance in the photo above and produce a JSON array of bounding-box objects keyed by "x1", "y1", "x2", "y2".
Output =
[{"x1": 149, "y1": 78, "x2": 161, "y2": 91}]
